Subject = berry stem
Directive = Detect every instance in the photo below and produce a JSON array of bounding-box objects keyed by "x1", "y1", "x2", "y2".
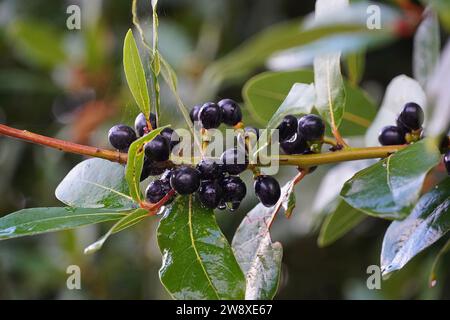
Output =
[
  {"x1": 0, "y1": 124, "x2": 128, "y2": 164},
  {"x1": 332, "y1": 128, "x2": 348, "y2": 148}
]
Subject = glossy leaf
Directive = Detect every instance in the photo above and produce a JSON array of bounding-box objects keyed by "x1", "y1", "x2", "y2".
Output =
[
  {"x1": 84, "y1": 208, "x2": 148, "y2": 254},
  {"x1": 426, "y1": 41, "x2": 450, "y2": 137},
  {"x1": 365, "y1": 75, "x2": 427, "y2": 147},
  {"x1": 55, "y1": 158, "x2": 136, "y2": 209},
  {"x1": 243, "y1": 70, "x2": 376, "y2": 136},
  {"x1": 318, "y1": 201, "x2": 366, "y2": 247},
  {"x1": 341, "y1": 140, "x2": 441, "y2": 219},
  {"x1": 157, "y1": 196, "x2": 245, "y2": 300},
  {"x1": 381, "y1": 178, "x2": 450, "y2": 276},
  {"x1": 0, "y1": 207, "x2": 128, "y2": 240},
  {"x1": 413, "y1": 9, "x2": 440, "y2": 88},
  {"x1": 8, "y1": 20, "x2": 67, "y2": 69},
  {"x1": 126, "y1": 126, "x2": 166, "y2": 202},
  {"x1": 123, "y1": 29, "x2": 151, "y2": 117},
  {"x1": 232, "y1": 180, "x2": 299, "y2": 300}
]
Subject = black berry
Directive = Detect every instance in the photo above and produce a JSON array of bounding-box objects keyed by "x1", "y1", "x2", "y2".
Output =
[
  {"x1": 146, "y1": 179, "x2": 171, "y2": 203},
  {"x1": 108, "y1": 124, "x2": 136, "y2": 151},
  {"x1": 222, "y1": 176, "x2": 247, "y2": 202},
  {"x1": 170, "y1": 166, "x2": 201, "y2": 195},
  {"x1": 220, "y1": 148, "x2": 248, "y2": 175},
  {"x1": 218, "y1": 99, "x2": 242, "y2": 126},
  {"x1": 254, "y1": 175, "x2": 281, "y2": 207},
  {"x1": 280, "y1": 133, "x2": 308, "y2": 154},
  {"x1": 229, "y1": 201, "x2": 241, "y2": 212},
  {"x1": 397, "y1": 102, "x2": 424, "y2": 132},
  {"x1": 197, "y1": 159, "x2": 222, "y2": 180},
  {"x1": 199, "y1": 102, "x2": 222, "y2": 129},
  {"x1": 140, "y1": 157, "x2": 166, "y2": 181},
  {"x1": 160, "y1": 169, "x2": 173, "y2": 182},
  {"x1": 297, "y1": 114, "x2": 325, "y2": 142},
  {"x1": 277, "y1": 115, "x2": 298, "y2": 141},
  {"x1": 144, "y1": 135, "x2": 170, "y2": 162},
  {"x1": 135, "y1": 113, "x2": 157, "y2": 137},
  {"x1": 198, "y1": 180, "x2": 223, "y2": 209},
  {"x1": 444, "y1": 151, "x2": 450, "y2": 176},
  {"x1": 440, "y1": 135, "x2": 449, "y2": 153},
  {"x1": 378, "y1": 126, "x2": 406, "y2": 146},
  {"x1": 161, "y1": 128, "x2": 180, "y2": 149},
  {"x1": 190, "y1": 105, "x2": 201, "y2": 123}
]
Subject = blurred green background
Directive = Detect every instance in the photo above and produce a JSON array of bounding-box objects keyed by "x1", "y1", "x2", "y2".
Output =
[{"x1": 0, "y1": 0, "x2": 449, "y2": 299}]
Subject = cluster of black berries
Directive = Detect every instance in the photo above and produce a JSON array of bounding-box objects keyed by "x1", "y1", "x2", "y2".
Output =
[
  {"x1": 189, "y1": 99, "x2": 243, "y2": 128},
  {"x1": 378, "y1": 102, "x2": 424, "y2": 146},
  {"x1": 108, "y1": 112, "x2": 179, "y2": 181}
]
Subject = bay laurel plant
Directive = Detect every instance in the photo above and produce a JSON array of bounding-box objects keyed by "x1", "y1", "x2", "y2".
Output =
[{"x1": 0, "y1": 0, "x2": 449, "y2": 300}]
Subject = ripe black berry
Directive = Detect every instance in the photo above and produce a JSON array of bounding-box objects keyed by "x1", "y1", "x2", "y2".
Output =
[
  {"x1": 108, "y1": 124, "x2": 137, "y2": 151},
  {"x1": 444, "y1": 151, "x2": 450, "y2": 176},
  {"x1": 280, "y1": 133, "x2": 308, "y2": 154},
  {"x1": 198, "y1": 180, "x2": 223, "y2": 209},
  {"x1": 277, "y1": 115, "x2": 298, "y2": 141},
  {"x1": 218, "y1": 99, "x2": 242, "y2": 126},
  {"x1": 397, "y1": 102, "x2": 424, "y2": 132},
  {"x1": 197, "y1": 159, "x2": 222, "y2": 180},
  {"x1": 378, "y1": 126, "x2": 406, "y2": 146},
  {"x1": 144, "y1": 135, "x2": 170, "y2": 162},
  {"x1": 220, "y1": 148, "x2": 248, "y2": 175},
  {"x1": 254, "y1": 175, "x2": 281, "y2": 207},
  {"x1": 161, "y1": 128, "x2": 179, "y2": 149},
  {"x1": 297, "y1": 114, "x2": 325, "y2": 142},
  {"x1": 190, "y1": 105, "x2": 201, "y2": 123},
  {"x1": 222, "y1": 176, "x2": 247, "y2": 202},
  {"x1": 170, "y1": 166, "x2": 201, "y2": 195},
  {"x1": 199, "y1": 102, "x2": 222, "y2": 129},
  {"x1": 160, "y1": 169, "x2": 173, "y2": 182},
  {"x1": 140, "y1": 157, "x2": 166, "y2": 181},
  {"x1": 146, "y1": 179, "x2": 171, "y2": 203},
  {"x1": 135, "y1": 113, "x2": 157, "y2": 137}
]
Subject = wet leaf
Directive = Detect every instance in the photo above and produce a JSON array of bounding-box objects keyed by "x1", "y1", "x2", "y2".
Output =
[{"x1": 157, "y1": 196, "x2": 245, "y2": 300}]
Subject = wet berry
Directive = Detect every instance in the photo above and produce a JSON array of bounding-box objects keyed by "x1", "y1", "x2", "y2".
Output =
[
  {"x1": 140, "y1": 157, "x2": 166, "y2": 181},
  {"x1": 197, "y1": 159, "x2": 222, "y2": 180},
  {"x1": 397, "y1": 102, "x2": 424, "y2": 132},
  {"x1": 218, "y1": 99, "x2": 242, "y2": 126},
  {"x1": 220, "y1": 148, "x2": 248, "y2": 175},
  {"x1": 222, "y1": 176, "x2": 247, "y2": 202},
  {"x1": 108, "y1": 124, "x2": 137, "y2": 151},
  {"x1": 254, "y1": 175, "x2": 281, "y2": 207},
  {"x1": 280, "y1": 133, "x2": 308, "y2": 154},
  {"x1": 444, "y1": 151, "x2": 450, "y2": 176},
  {"x1": 135, "y1": 112, "x2": 157, "y2": 137},
  {"x1": 170, "y1": 166, "x2": 201, "y2": 195},
  {"x1": 297, "y1": 114, "x2": 325, "y2": 142},
  {"x1": 378, "y1": 126, "x2": 406, "y2": 146},
  {"x1": 161, "y1": 128, "x2": 180, "y2": 149},
  {"x1": 146, "y1": 179, "x2": 171, "y2": 203},
  {"x1": 277, "y1": 115, "x2": 298, "y2": 141},
  {"x1": 144, "y1": 135, "x2": 170, "y2": 162},
  {"x1": 190, "y1": 105, "x2": 201, "y2": 123},
  {"x1": 199, "y1": 102, "x2": 222, "y2": 129},
  {"x1": 198, "y1": 180, "x2": 223, "y2": 209}
]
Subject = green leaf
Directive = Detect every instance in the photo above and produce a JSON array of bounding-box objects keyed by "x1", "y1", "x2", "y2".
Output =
[
  {"x1": 422, "y1": 0, "x2": 450, "y2": 32},
  {"x1": 243, "y1": 70, "x2": 376, "y2": 136},
  {"x1": 123, "y1": 29, "x2": 151, "y2": 117},
  {"x1": 126, "y1": 126, "x2": 166, "y2": 202},
  {"x1": 381, "y1": 178, "x2": 450, "y2": 276},
  {"x1": 318, "y1": 201, "x2": 366, "y2": 247},
  {"x1": 341, "y1": 140, "x2": 441, "y2": 219},
  {"x1": 345, "y1": 51, "x2": 365, "y2": 86},
  {"x1": 365, "y1": 75, "x2": 427, "y2": 147},
  {"x1": 55, "y1": 158, "x2": 136, "y2": 210},
  {"x1": 232, "y1": 180, "x2": 299, "y2": 300},
  {"x1": 157, "y1": 196, "x2": 245, "y2": 300},
  {"x1": 84, "y1": 208, "x2": 148, "y2": 254},
  {"x1": 413, "y1": 9, "x2": 440, "y2": 88},
  {"x1": 0, "y1": 207, "x2": 129, "y2": 240},
  {"x1": 314, "y1": 52, "x2": 346, "y2": 130},
  {"x1": 7, "y1": 20, "x2": 67, "y2": 69},
  {"x1": 429, "y1": 238, "x2": 450, "y2": 287}
]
